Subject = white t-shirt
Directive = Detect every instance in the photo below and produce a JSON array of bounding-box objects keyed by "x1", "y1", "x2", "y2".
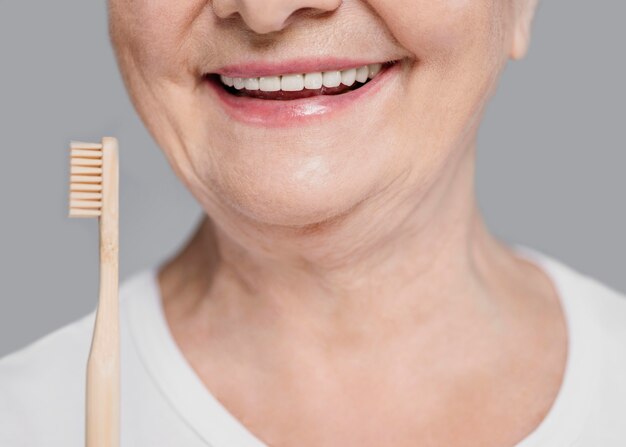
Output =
[{"x1": 1, "y1": 243, "x2": 626, "y2": 446}]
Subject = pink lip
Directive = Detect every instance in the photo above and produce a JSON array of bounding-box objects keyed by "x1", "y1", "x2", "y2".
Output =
[{"x1": 204, "y1": 60, "x2": 401, "y2": 128}]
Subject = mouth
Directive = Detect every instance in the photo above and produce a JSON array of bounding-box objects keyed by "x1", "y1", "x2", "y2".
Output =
[
  {"x1": 201, "y1": 58, "x2": 403, "y2": 127},
  {"x1": 204, "y1": 60, "x2": 396, "y2": 101}
]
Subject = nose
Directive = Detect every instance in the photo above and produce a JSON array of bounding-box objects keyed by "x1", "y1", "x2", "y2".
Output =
[{"x1": 212, "y1": 0, "x2": 342, "y2": 34}]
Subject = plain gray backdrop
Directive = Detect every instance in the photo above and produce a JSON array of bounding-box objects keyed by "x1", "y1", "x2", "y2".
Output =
[{"x1": 0, "y1": 0, "x2": 624, "y2": 357}]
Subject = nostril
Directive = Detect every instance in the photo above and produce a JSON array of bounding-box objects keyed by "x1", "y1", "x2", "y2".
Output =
[
  {"x1": 282, "y1": 6, "x2": 336, "y2": 26},
  {"x1": 210, "y1": 1, "x2": 239, "y2": 20},
  {"x1": 211, "y1": 0, "x2": 342, "y2": 35}
]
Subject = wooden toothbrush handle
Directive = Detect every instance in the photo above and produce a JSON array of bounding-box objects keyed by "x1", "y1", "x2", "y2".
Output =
[{"x1": 86, "y1": 137, "x2": 119, "y2": 447}]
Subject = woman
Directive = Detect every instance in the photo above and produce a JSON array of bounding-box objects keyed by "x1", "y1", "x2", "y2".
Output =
[{"x1": 2, "y1": 0, "x2": 625, "y2": 446}]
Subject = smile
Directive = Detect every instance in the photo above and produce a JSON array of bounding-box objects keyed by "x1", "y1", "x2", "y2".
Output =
[
  {"x1": 216, "y1": 62, "x2": 385, "y2": 100},
  {"x1": 202, "y1": 58, "x2": 402, "y2": 127}
]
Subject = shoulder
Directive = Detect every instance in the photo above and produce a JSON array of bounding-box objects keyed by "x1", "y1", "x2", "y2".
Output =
[
  {"x1": 0, "y1": 267, "x2": 155, "y2": 446},
  {"x1": 514, "y1": 244, "x2": 626, "y2": 442},
  {"x1": 0, "y1": 312, "x2": 94, "y2": 445},
  {"x1": 516, "y1": 244, "x2": 626, "y2": 343},
  {"x1": 573, "y1": 276, "x2": 626, "y2": 444},
  {"x1": 553, "y1": 254, "x2": 626, "y2": 344},
  {"x1": 541, "y1": 251, "x2": 626, "y2": 442}
]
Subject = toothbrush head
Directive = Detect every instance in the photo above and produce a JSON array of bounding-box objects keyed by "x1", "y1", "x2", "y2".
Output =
[{"x1": 68, "y1": 140, "x2": 104, "y2": 218}]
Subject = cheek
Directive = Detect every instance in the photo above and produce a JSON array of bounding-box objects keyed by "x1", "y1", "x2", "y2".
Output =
[
  {"x1": 108, "y1": 0, "x2": 213, "y2": 182},
  {"x1": 109, "y1": 0, "x2": 206, "y2": 79},
  {"x1": 361, "y1": 0, "x2": 511, "y2": 185},
  {"x1": 367, "y1": 0, "x2": 504, "y2": 59}
]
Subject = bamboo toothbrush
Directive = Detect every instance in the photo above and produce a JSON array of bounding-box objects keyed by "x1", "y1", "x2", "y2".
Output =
[{"x1": 68, "y1": 137, "x2": 120, "y2": 447}]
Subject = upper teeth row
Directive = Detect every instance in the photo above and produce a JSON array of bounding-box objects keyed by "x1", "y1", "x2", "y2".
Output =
[{"x1": 219, "y1": 63, "x2": 383, "y2": 92}]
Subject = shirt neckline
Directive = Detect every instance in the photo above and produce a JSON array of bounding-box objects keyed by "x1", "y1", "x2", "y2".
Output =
[
  {"x1": 507, "y1": 244, "x2": 596, "y2": 446},
  {"x1": 126, "y1": 243, "x2": 597, "y2": 447}
]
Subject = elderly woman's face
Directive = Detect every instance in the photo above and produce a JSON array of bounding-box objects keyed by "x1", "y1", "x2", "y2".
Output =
[{"x1": 109, "y1": 0, "x2": 531, "y2": 227}]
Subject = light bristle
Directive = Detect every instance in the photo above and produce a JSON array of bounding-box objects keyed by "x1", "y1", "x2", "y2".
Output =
[
  {"x1": 70, "y1": 200, "x2": 102, "y2": 209},
  {"x1": 71, "y1": 175, "x2": 103, "y2": 183},
  {"x1": 69, "y1": 208, "x2": 101, "y2": 218},
  {"x1": 70, "y1": 192, "x2": 103, "y2": 200},
  {"x1": 70, "y1": 183, "x2": 102, "y2": 192},
  {"x1": 71, "y1": 157, "x2": 103, "y2": 167},
  {"x1": 71, "y1": 166, "x2": 103, "y2": 175},
  {"x1": 71, "y1": 149, "x2": 102, "y2": 158},
  {"x1": 70, "y1": 141, "x2": 103, "y2": 150},
  {"x1": 69, "y1": 141, "x2": 104, "y2": 219}
]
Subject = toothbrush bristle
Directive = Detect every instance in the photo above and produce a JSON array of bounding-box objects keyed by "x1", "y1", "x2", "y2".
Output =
[{"x1": 69, "y1": 141, "x2": 103, "y2": 218}]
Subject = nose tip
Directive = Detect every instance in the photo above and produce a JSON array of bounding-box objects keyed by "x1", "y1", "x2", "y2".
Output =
[
  {"x1": 242, "y1": 12, "x2": 289, "y2": 35},
  {"x1": 212, "y1": 0, "x2": 342, "y2": 35}
]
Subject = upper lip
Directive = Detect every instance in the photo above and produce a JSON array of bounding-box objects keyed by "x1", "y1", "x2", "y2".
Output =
[{"x1": 211, "y1": 57, "x2": 398, "y2": 78}]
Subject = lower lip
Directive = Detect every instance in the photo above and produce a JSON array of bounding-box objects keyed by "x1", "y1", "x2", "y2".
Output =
[{"x1": 204, "y1": 62, "x2": 401, "y2": 128}]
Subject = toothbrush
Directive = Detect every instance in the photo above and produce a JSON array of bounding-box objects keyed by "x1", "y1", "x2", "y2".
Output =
[{"x1": 68, "y1": 137, "x2": 120, "y2": 447}]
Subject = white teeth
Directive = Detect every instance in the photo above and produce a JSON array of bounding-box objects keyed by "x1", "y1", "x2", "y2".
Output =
[
  {"x1": 233, "y1": 77, "x2": 245, "y2": 90},
  {"x1": 244, "y1": 77, "x2": 260, "y2": 90},
  {"x1": 355, "y1": 66, "x2": 369, "y2": 83},
  {"x1": 259, "y1": 76, "x2": 281, "y2": 92},
  {"x1": 281, "y1": 73, "x2": 304, "y2": 91},
  {"x1": 218, "y1": 62, "x2": 388, "y2": 92},
  {"x1": 322, "y1": 70, "x2": 342, "y2": 88},
  {"x1": 304, "y1": 72, "x2": 323, "y2": 89},
  {"x1": 340, "y1": 68, "x2": 357, "y2": 87},
  {"x1": 368, "y1": 63, "x2": 382, "y2": 79}
]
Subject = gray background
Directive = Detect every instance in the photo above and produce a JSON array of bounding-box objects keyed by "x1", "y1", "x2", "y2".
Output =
[{"x1": 0, "y1": 0, "x2": 624, "y2": 357}]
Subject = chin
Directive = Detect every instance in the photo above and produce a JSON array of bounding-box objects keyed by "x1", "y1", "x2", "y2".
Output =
[{"x1": 211, "y1": 165, "x2": 376, "y2": 229}]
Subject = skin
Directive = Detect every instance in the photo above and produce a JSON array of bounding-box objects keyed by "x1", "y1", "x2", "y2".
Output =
[{"x1": 108, "y1": 0, "x2": 566, "y2": 446}]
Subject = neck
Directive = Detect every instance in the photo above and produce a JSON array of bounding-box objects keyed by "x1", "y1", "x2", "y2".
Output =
[{"x1": 159, "y1": 143, "x2": 524, "y2": 345}]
